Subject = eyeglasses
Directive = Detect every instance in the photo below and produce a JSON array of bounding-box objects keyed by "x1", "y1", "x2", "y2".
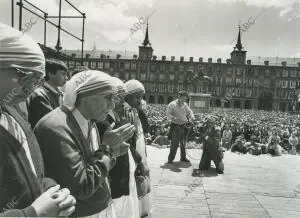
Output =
[{"x1": 14, "y1": 67, "x2": 45, "y2": 89}]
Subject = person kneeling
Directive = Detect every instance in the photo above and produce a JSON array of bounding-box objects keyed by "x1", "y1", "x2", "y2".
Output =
[{"x1": 198, "y1": 116, "x2": 224, "y2": 174}]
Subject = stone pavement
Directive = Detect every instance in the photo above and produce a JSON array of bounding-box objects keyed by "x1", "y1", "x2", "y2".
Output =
[{"x1": 146, "y1": 146, "x2": 300, "y2": 218}]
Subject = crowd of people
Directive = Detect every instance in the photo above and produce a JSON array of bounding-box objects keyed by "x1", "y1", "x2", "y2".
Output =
[{"x1": 146, "y1": 104, "x2": 300, "y2": 156}]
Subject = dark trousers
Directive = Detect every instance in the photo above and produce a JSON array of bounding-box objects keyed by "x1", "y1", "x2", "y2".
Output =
[{"x1": 168, "y1": 124, "x2": 187, "y2": 161}]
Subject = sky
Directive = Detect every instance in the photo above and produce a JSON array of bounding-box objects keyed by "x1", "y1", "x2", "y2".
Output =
[{"x1": 1, "y1": 0, "x2": 300, "y2": 61}]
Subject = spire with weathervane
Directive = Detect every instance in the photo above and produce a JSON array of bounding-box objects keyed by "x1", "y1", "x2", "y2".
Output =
[
  {"x1": 231, "y1": 25, "x2": 247, "y2": 65},
  {"x1": 142, "y1": 21, "x2": 151, "y2": 47},
  {"x1": 139, "y1": 20, "x2": 153, "y2": 60},
  {"x1": 235, "y1": 25, "x2": 243, "y2": 51}
]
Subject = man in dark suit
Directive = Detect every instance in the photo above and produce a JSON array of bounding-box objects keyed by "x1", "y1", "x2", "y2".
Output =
[{"x1": 27, "y1": 59, "x2": 68, "y2": 128}]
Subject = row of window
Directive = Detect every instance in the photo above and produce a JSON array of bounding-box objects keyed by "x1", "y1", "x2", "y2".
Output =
[
  {"x1": 211, "y1": 77, "x2": 300, "y2": 88},
  {"x1": 142, "y1": 84, "x2": 291, "y2": 98},
  {"x1": 103, "y1": 72, "x2": 300, "y2": 93},
  {"x1": 212, "y1": 87, "x2": 291, "y2": 99},
  {"x1": 146, "y1": 84, "x2": 174, "y2": 93},
  {"x1": 143, "y1": 83, "x2": 210, "y2": 94},
  {"x1": 276, "y1": 80, "x2": 297, "y2": 88},
  {"x1": 68, "y1": 61, "x2": 137, "y2": 70},
  {"x1": 67, "y1": 60, "x2": 299, "y2": 78},
  {"x1": 131, "y1": 81, "x2": 298, "y2": 99},
  {"x1": 97, "y1": 69, "x2": 300, "y2": 91}
]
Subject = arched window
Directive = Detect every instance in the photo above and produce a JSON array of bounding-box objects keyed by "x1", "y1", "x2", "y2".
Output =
[
  {"x1": 149, "y1": 95, "x2": 155, "y2": 104},
  {"x1": 158, "y1": 96, "x2": 165, "y2": 104},
  {"x1": 167, "y1": 96, "x2": 173, "y2": 103}
]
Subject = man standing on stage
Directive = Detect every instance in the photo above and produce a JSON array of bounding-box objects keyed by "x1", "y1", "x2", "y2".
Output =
[{"x1": 166, "y1": 91, "x2": 195, "y2": 163}]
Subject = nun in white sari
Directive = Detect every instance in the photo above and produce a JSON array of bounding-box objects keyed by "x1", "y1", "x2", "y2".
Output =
[
  {"x1": 98, "y1": 78, "x2": 140, "y2": 218},
  {"x1": 124, "y1": 80, "x2": 153, "y2": 218},
  {"x1": 35, "y1": 70, "x2": 136, "y2": 218}
]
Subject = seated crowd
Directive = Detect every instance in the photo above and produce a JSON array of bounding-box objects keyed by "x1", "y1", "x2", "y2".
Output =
[{"x1": 146, "y1": 105, "x2": 300, "y2": 156}]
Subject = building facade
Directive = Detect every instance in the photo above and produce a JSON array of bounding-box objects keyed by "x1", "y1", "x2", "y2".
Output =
[{"x1": 52, "y1": 25, "x2": 300, "y2": 112}]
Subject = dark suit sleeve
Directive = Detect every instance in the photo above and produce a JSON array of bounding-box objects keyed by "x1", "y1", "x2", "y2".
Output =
[
  {"x1": 34, "y1": 125, "x2": 112, "y2": 201},
  {"x1": 137, "y1": 109, "x2": 150, "y2": 134},
  {"x1": 42, "y1": 177, "x2": 57, "y2": 191},
  {"x1": 96, "y1": 121, "x2": 111, "y2": 140},
  {"x1": 97, "y1": 121, "x2": 142, "y2": 165},
  {"x1": 27, "y1": 95, "x2": 53, "y2": 129}
]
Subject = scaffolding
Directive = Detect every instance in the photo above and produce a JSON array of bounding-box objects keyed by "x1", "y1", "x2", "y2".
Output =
[{"x1": 12, "y1": 0, "x2": 86, "y2": 64}]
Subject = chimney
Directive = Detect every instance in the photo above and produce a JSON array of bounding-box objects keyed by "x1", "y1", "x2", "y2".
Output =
[
  {"x1": 217, "y1": 58, "x2": 222, "y2": 64},
  {"x1": 199, "y1": 57, "x2": 203, "y2": 63},
  {"x1": 116, "y1": 54, "x2": 121, "y2": 59},
  {"x1": 133, "y1": 54, "x2": 138, "y2": 59},
  {"x1": 189, "y1": 57, "x2": 193, "y2": 62},
  {"x1": 208, "y1": 58, "x2": 212, "y2": 63},
  {"x1": 247, "y1": 60, "x2": 251, "y2": 65},
  {"x1": 85, "y1": 53, "x2": 90, "y2": 59},
  {"x1": 226, "y1": 59, "x2": 231, "y2": 64},
  {"x1": 152, "y1": 55, "x2": 157, "y2": 60},
  {"x1": 180, "y1": 56, "x2": 184, "y2": 62},
  {"x1": 264, "y1": 60, "x2": 269, "y2": 66},
  {"x1": 281, "y1": 61, "x2": 287, "y2": 67},
  {"x1": 171, "y1": 56, "x2": 175, "y2": 61},
  {"x1": 162, "y1": 56, "x2": 166, "y2": 61}
]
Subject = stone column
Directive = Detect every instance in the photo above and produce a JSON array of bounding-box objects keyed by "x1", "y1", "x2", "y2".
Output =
[
  {"x1": 230, "y1": 100, "x2": 234, "y2": 108},
  {"x1": 252, "y1": 100, "x2": 258, "y2": 110},
  {"x1": 273, "y1": 101, "x2": 278, "y2": 111},
  {"x1": 221, "y1": 99, "x2": 225, "y2": 107},
  {"x1": 211, "y1": 98, "x2": 216, "y2": 107},
  {"x1": 241, "y1": 100, "x2": 245, "y2": 109},
  {"x1": 285, "y1": 102, "x2": 289, "y2": 112}
]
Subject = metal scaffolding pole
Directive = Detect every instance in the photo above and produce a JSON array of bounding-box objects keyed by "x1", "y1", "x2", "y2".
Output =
[
  {"x1": 44, "y1": 11, "x2": 47, "y2": 46},
  {"x1": 16, "y1": 0, "x2": 85, "y2": 61},
  {"x1": 18, "y1": 0, "x2": 22, "y2": 31},
  {"x1": 81, "y1": 13, "x2": 85, "y2": 64},
  {"x1": 55, "y1": 0, "x2": 62, "y2": 53},
  {"x1": 11, "y1": 0, "x2": 14, "y2": 27}
]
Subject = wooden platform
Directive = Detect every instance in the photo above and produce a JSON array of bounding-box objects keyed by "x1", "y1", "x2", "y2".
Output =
[{"x1": 147, "y1": 146, "x2": 300, "y2": 218}]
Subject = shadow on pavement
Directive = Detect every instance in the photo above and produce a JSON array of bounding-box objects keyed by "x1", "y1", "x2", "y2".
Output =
[
  {"x1": 160, "y1": 161, "x2": 192, "y2": 173},
  {"x1": 191, "y1": 168, "x2": 218, "y2": 177}
]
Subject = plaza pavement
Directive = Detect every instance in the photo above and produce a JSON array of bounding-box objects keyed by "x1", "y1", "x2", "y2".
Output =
[{"x1": 147, "y1": 145, "x2": 300, "y2": 218}]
